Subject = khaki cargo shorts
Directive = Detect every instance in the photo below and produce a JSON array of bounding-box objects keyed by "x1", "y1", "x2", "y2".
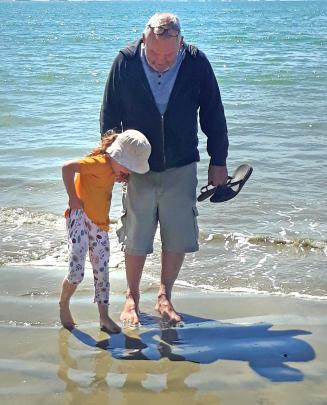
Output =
[{"x1": 116, "y1": 163, "x2": 199, "y2": 255}]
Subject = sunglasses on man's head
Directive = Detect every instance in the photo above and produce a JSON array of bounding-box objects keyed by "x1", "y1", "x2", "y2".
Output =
[{"x1": 148, "y1": 25, "x2": 180, "y2": 37}]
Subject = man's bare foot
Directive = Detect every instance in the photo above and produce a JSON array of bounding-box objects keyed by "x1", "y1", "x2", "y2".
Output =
[
  {"x1": 155, "y1": 294, "x2": 182, "y2": 324},
  {"x1": 100, "y1": 316, "x2": 121, "y2": 334},
  {"x1": 59, "y1": 302, "x2": 76, "y2": 331},
  {"x1": 120, "y1": 296, "x2": 140, "y2": 327}
]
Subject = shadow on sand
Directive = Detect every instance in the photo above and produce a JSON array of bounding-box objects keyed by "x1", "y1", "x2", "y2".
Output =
[{"x1": 71, "y1": 312, "x2": 315, "y2": 382}]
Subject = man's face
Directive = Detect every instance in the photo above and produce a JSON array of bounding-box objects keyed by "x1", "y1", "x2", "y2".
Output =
[{"x1": 143, "y1": 32, "x2": 182, "y2": 73}]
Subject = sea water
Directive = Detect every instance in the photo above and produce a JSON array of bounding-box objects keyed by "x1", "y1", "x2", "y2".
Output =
[{"x1": 0, "y1": 0, "x2": 326, "y2": 299}]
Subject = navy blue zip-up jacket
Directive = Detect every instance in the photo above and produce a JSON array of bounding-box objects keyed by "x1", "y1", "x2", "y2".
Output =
[{"x1": 100, "y1": 39, "x2": 228, "y2": 172}]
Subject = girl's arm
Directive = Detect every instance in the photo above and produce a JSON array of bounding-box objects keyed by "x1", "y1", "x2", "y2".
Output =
[{"x1": 62, "y1": 161, "x2": 83, "y2": 209}]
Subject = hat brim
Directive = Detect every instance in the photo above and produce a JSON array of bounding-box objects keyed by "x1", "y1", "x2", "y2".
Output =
[{"x1": 109, "y1": 154, "x2": 150, "y2": 174}]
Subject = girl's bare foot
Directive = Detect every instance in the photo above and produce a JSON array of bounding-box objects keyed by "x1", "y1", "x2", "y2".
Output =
[
  {"x1": 120, "y1": 296, "x2": 140, "y2": 327},
  {"x1": 155, "y1": 294, "x2": 182, "y2": 324},
  {"x1": 100, "y1": 316, "x2": 121, "y2": 334},
  {"x1": 59, "y1": 302, "x2": 76, "y2": 331}
]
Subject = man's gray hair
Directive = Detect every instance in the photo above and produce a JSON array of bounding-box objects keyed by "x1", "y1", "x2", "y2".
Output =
[{"x1": 143, "y1": 12, "x2": 181, "y2": 38}]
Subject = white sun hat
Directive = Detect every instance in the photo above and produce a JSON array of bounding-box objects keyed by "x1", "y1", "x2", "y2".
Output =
[{"x1": 106, "y1": 130, "x2": 151, "y2": 174}]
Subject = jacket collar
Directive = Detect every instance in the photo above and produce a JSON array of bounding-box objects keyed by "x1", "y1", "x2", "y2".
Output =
[{"x1": 119, "y1": 39, "x2": 199, "y2": 117}]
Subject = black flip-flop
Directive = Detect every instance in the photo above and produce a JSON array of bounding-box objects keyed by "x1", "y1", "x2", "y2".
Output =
[
  {"x1": 197, "y1": 183, "x2": 217, "y2": 202},
  {"x1": 197, "y1": 164, "x2": 253, "y2": 203},
  {"x1": 210, "y1": 164, "x2": 253, "y2": 203}
]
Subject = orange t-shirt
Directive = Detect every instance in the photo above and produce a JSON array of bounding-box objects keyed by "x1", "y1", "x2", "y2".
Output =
[{"x1": 74, "y1": 154, "x2": 115, "y2": 231}]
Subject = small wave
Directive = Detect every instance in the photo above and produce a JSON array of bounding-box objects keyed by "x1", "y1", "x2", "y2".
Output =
[
  {"x1": 0, "y1": 206, "x2": 124, "y2": 267},
  {"x1": 0, "y1": 206, "x2": 66, "y2": 266},
  {"x1": 173, "y1": 279, "x2": 327, "y2": 302},
  {"x1": 202, "y1": 231, "x2": 327, "y2": 254},
  {"x1": 21, "y1": 290, "x2": 51, "y2": 297},
  {"x1": 0, "y1": 320, "x2": 59, "y2": 328},
  {"x1": 141, "y1": 272, "x2": 327, "y2": 302},
  {"x1": 0, "y1": 206, "x2": 63, "y2": 227}
]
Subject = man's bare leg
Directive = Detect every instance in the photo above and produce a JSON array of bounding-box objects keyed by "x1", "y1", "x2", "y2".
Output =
[
  {"x1": 59, "y1": 279, "x2": 77, "y2": 330},
  {"x1": 155, "y1": 250, "x2": 184, "y2": 323},
  {"x1": 120, "y1": 254, "x2": 146, "y2": 326}
]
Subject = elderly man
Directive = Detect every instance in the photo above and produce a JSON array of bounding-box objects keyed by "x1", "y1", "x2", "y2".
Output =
[{"x1": 100, "y1": 13, "x2": 228, "y2": 326}]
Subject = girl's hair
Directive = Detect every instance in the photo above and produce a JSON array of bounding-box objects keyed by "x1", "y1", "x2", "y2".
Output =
[{"x1": 88, "y1": 129, "x2": 118, "y2": 156}]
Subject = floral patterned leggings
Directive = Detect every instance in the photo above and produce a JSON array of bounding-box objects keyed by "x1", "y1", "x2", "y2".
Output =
[{"x1": 66, "y1": 208, "x2": 110, "y2": 305}]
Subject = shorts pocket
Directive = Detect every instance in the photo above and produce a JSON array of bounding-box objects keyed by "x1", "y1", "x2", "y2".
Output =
[
  {"x1": 116, "y1": 209, "x2": 128, "y2": 245},
  {"x1": 192, "y1": 206, "x2": 199, "y2": 239}
]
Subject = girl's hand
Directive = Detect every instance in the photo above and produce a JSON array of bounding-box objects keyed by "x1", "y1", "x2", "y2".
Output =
[
  {"x1": 115, "y1": 172, "x2": 129, "y2": 183},
  {"x1": 68, "y1": 196, "x2": 83, "y2": 210}
]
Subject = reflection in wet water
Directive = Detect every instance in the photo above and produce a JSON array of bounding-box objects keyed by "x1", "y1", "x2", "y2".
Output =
[
  {"x1": 57, "y1": 312, "x2": 315, "y2": 403},
  {"x1": 58, "y1": 326, "x2": 202, "y2": 404}
]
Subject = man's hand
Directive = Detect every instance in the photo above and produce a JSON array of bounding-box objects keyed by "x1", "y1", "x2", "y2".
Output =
[{"x1": 208, "y1": 165, "x2": 228, "y2": 187}]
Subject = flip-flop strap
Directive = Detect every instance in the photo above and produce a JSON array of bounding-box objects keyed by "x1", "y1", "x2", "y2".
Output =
[
  {"x1": 201, "y1": 176, "x2": 241, "y2": 192},
  {"x1": 228, "y1": 179, "x2": 243, "y2": 187},
  {"x1": 200, "y1": 184, "x2": 216, "y2": 193}
]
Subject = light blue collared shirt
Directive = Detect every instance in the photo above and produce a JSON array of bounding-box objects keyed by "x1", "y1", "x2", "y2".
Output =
[{"x1": 140, "y1": 44, "x2": 185, "y2": 115}]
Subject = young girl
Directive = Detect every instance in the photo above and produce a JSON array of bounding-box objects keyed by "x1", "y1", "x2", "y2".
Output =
[{"x1": 59, "y1": 129, "x2": 151, "y2": 333}]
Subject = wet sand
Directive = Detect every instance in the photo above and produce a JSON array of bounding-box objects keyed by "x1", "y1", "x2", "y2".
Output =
[{"x1": 0, "y1": 264, "x2": 327, "y2": 404}]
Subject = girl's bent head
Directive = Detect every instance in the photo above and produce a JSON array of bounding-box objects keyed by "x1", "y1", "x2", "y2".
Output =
[{"x1": 106, "y1": 130, "x2": 151, "y2": 174}]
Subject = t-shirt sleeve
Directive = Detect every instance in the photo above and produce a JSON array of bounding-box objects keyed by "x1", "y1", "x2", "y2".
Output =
[{"x1": 78, "y1": 156, "x2": 102, "y2": 175}]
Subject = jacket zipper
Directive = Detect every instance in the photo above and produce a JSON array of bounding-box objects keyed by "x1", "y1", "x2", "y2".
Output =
[{"x1": 161, "y1": 114, "x2": 166, "y2": 169}]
